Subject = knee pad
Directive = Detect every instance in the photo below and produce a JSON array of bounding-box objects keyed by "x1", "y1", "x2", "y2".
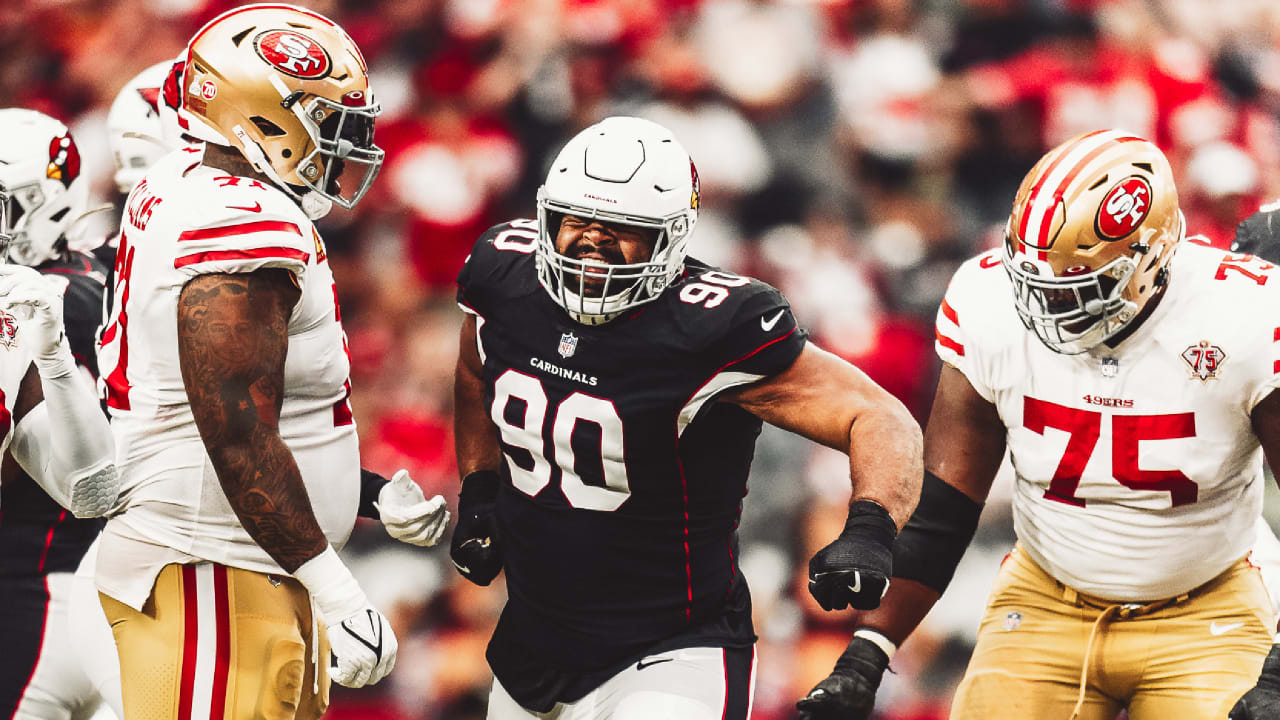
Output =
[{"x1": 257, "y1": 637, "x2": 306, "y2": 720}]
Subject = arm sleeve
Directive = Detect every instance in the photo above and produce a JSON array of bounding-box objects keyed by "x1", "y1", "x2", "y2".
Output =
[{"x1": 11, "y1": 350, "x2": 117, "y2": 517}]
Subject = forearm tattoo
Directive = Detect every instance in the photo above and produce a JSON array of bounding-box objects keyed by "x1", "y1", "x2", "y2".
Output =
[{"x1": 177, "y1": 270, "x2": 326, "y2": 572}]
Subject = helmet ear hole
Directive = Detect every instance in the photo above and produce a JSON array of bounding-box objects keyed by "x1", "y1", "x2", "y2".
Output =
[{"x1": 250, "y1": 116, "x2": 286, "y2": 137}]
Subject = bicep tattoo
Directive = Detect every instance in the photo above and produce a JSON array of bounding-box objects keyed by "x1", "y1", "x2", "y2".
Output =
[{"x1": 177, "y1": 270, "x2": 325, "y2": 571}]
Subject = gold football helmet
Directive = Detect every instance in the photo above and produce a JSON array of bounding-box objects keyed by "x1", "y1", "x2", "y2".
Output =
[
  {"x1": 167, "y1": 3, "x2": 381, "y2": 211},
  {"x1": 1004, "y1": 129, "x2": 1183, "y2": 354}
]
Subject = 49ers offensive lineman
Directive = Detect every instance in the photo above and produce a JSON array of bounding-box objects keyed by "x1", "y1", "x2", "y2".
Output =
[
  {"x1": 796, "y1": 130, "x2": 1280, "y2": 720},
  {"x1": 94, "y1": 5, "x2": 423, "y2": 718}
]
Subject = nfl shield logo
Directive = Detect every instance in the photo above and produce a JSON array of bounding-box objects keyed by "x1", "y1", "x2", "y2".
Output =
[{"x1": 558, "y1": 332, "x2": 579, "y2": 359}]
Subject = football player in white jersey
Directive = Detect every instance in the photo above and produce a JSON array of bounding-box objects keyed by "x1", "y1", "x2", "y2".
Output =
[
  {"x1": 92, "y1": 5, "x2": 446, "y2": 718},
  {"x1": 793, "y1": 130, "x2": 1280, "y2": 720}
]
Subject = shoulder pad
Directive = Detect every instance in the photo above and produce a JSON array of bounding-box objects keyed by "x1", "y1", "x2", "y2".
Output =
[
  {"x1": 457, "y1": 219, "x2": 541, "y2": 315},
  {"x1": 672, "y1": 260, "x2": 807, "y2": 377}
]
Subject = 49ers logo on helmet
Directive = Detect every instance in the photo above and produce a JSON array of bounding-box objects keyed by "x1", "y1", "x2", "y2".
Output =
[
  {"x1": 1096, "y1": 176, "x2": 1152, "y2": 240},
  {"x1": 254, "y1": 30, "x2": 331, "y2": 80}
]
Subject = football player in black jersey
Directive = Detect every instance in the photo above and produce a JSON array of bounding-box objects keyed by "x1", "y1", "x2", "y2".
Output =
[
  {"x1": 0, "y1": 110, "x2": 126, "y2": 720},
  {"x1": 451, "y1": 116, "x2": 923, "y2": 718}
]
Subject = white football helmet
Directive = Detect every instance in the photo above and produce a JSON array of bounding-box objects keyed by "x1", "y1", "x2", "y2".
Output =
[
  {"x1": 107, "y1": 62, "x2": 180, "y2": 195},
  {"x1": 536, "y1": 116, "x2": 700, "y2": 325},
  {"x1": 0, "y1": 109, "x2": 89, "y2": 267}
]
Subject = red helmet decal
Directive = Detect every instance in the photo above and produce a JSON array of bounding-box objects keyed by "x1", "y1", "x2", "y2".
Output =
[
  {"x1": 689, "y1": 161, "x2": 700, "y2": 210},
  {"x1": 340, "y1": 90, "x2": 366, "y2": 107},
  {"x1": 137, "y1": 86, "x2": 161, "y2": 115},
  {"x1": 46, "y1": 133, "x2": 81, "y2": 188},
  {"x1": 255, "y1": 30, "x2": 331, "y2": 80},
  {"x1": 1096, "y1": 176, "x2": 1153, "y2": 240}
]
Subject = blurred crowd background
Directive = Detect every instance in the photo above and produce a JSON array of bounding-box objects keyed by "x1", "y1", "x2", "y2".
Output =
[{"x1": 7, "y1": 0, "x2": 1280, "y2": 717}]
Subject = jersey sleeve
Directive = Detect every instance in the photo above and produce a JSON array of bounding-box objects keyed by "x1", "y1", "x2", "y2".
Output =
[
  {"x1": 708, "y1": 281, "x2": 808, "y2": 378},
  {"x1": 935, "y1": 252, "x2": 1000, "y2": 403},
  {"x1": 456, "y1": 219, "x2": 540, "y2": 317},
  {"x1": 169, "y1": 182, "x2": 315, "y2": 283}
]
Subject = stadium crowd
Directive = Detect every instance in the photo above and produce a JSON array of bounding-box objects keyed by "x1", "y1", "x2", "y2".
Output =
[{"x1": 5, "y1": 0, "x2": 1280, "y2": 717}]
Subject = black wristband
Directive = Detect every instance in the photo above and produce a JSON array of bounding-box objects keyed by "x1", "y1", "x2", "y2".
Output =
[
  {"x1": 892, "y1": 470, "x2": 983, "y2": 594},
  {"x1": 842, "y1": 499, "x2": 898, "y2": 549},
  {"x1": 357, "y1": 467, "x2": 390, "y2": 519},
  {"x1": 460, "y1": 469, "x2": 501, "y2": 504}
]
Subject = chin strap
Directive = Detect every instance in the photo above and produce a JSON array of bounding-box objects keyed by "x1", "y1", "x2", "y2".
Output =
[{"x1": 229, "y1": 125, "x2": 332, "y2": 221}]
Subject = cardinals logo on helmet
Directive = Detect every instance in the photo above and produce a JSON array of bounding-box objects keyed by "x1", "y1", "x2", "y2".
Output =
[
  {"x1": 689, "y1": 161, "x2": 700, "y2": 210},
  {"x1": 255, "y1": 30, "x2": 332, "y2": 79},
  {"x1": 46, "y1": 134, "x2": 81, "y2": 189},
  {"x1": 1096, "y1": 176, "x2": 1153, "y2": 240}
]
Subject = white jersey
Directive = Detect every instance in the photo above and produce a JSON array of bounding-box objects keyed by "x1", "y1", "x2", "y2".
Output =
[
  {"x1": 936, "y1": 241, "x2": 1280, "y2": 601},
  {"x1": 0, "y1": 312, "x2": 32, "y2": 466},
  {"x1": 95, "y1": 146, "x2": 359, "y2": 610}
]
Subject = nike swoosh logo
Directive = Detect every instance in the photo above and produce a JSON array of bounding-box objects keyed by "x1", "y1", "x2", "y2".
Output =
[
  {"x1": 343, "y1": 609, "x2": 384, "y2": 661},
  {"x1": 848, "y1": 571, "x2": 862, "y2": 595},
  {"x1": 761, "y1": 309, "x2": 786, "y2": 331},
  {"x1": 1210, "y1": 621, "x2": 1246, "y2": 636},
  {"x1": 227, "y1": 202, "x2": 262, "y2": 213},
  {"x1": 636, "y1": 657, "x2": 675, "y2": 670}
]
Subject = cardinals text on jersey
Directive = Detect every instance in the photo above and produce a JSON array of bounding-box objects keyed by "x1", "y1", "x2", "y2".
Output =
[{"x1": 935, "y1": 241, "x2": 1280, "y2": 600}]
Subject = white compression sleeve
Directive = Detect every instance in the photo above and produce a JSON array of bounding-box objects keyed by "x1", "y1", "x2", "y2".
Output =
[{"x1": 11, "y1": 344, "x2": 118, "y2": 517}]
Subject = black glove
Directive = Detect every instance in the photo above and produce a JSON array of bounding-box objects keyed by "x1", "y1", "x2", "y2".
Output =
[
  {"x1": 808, "y1": 500, "x2": 897, "y2": 611},
  {"x1": 796, "y1": 635, "x2": 890, "y2": 720},
  {"x1": 449, "y1": 470, "x2": 503, "y2": 586},
  {"x1": 1230, "y1": 644, "x2": 1280, "y2": 719}
]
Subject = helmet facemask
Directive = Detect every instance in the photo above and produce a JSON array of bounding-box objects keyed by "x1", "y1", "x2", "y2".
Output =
[
  {"x1": 289, "y1": 91, "x2": 382, "y2": 208},
  {"x1": 536, "y1": 193, "x2": 691, "y2": 326},
  {"x1": 1005, "y1": 245, "x2": 1139, "y2": 354}
]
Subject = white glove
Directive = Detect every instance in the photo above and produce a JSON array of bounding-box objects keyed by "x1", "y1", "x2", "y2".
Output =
[
  {"x1": 374, "y1": 470, "x2": 450, "y2": 547},
  {"x1": 294, "y1": 546, "x2": 397, "y2": 688},
  {"x1": 0, "y1": 265, "x2": 71, "y2": 374}
]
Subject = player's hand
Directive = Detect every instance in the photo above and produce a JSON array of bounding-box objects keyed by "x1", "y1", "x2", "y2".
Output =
[
  {"x1": 293, "y1": 546, "x2": 397, "y2": 688},
  {"x1": 327, "y1": 604, "x2": 398, "y2": 688},
  {"x1": 808, "y1": 500, "x2": 897, "y2": 611},
  {"x1": 1230, "y1": 644, "x2": 1280, "y2": 719},
  {"x1": 374, "y1": 470, "x2": 450, "y2": 547},
  {"x1": 0, "y1": 265, "x2": 68, "y2": 369},
  {"x1": 449, "y1": 470, "x2": 503, "y2": 586},
  {"x1": 796, "y1": 636, "x2": 890, "y2": 720}
]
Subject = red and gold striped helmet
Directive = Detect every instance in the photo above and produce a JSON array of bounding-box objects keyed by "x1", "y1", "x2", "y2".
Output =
[{"x1": 1004, "y1": 130, "x2": 1183, "y2": 354}]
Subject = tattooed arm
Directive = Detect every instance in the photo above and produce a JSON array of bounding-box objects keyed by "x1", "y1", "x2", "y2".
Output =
[{"x1": 177, "y1": 269, "x2": 326, "y2": 573}]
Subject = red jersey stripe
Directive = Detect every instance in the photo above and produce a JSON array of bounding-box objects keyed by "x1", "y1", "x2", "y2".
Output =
[
  {"x1": 941, "y1": 298, "x2": 959, "y2": 326},
  {"x1": 174, "y1": 247, "x2": 310, "y2": 269},
  {"x1": 177, "y1": 220, "x2": 302, "y2": 243},
  {"x1": 936, "y1": 327, "x2": 965, "y2": 356}
]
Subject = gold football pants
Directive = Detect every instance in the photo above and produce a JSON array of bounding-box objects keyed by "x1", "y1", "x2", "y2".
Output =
[
  {"x1": 100, "y1": 562, "x2": 329, "y2": 720},
  {"x1": 951, "y1": 545, "x2": 1273, "y2": 720}
]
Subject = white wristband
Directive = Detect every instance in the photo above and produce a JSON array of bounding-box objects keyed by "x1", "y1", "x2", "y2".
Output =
[
  {"x1": 854, "y1": 628, "x2": 897, "y2": 660},
  {"x1": 293, "y1": 546, "x2": 367, "y2": 624}
]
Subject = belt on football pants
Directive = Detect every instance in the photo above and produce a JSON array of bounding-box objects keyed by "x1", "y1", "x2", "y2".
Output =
[{"x1": 1065, "y1": 586, "x2": 1193, "y2": 720}]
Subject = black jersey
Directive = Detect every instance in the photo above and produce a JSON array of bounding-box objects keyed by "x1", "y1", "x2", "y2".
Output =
[
  {"x1": 0, "y1": 251, "x2": 108, "y2": 576},
  {"x1": 457, "y1": 220, "x2": 807, "y2": 710}
]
